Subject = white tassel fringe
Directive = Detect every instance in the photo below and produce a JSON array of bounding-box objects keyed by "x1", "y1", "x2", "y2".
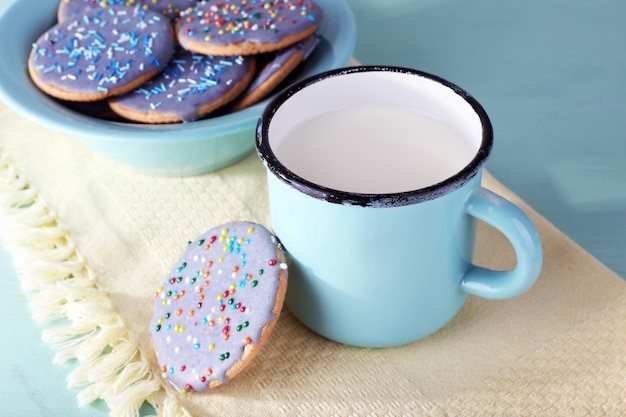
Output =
[{"x1": 0, "y1": 154, "x2": 190, "y2": 417}]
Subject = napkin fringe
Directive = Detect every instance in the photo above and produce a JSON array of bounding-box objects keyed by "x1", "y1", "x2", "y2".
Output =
[{"x1": 0, "y1": 155, "x2": 190, "y2": 417}]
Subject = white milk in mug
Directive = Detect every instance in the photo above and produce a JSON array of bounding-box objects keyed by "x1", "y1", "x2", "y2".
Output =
[{"x1": 273, "y1": 105, "x2": 476, "y2": 194}]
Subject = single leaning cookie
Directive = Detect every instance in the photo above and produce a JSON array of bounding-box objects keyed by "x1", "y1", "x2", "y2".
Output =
[
  {"x1": 29, "y1": 5, "x2": 175, "y2": 102},
  {"x1": 109, "y1": 49, "x2": 256, "y2": 123},
  {"x1": 177, "y1": 0, "x2": 323, "y2": 56},
  {"x1": 150, "y1": 221, "x2": 288, "y2": 393},
  {"x1": 231, "y1": 34, "x2": 318, "y2": 111},
  {"x1": 57, "y1": 0, "x2": 199, "y2": 22}
]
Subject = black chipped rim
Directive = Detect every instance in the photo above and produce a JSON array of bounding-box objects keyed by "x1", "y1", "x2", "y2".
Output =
[{"x1": 255, "y1": 65, "x2": 493, "y2": 207}]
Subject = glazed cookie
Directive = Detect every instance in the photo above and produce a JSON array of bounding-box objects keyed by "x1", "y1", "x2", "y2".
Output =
[
  {"x1": 57, "y1": 0, "x2": 198, "y2": 22},
  {"x1": 150, "y1": 222, "x2": 288, "y2": 392},
  {"x1": 176, "y1": 0, "x2": 323, "y2": 56},
  {"x1": 109, "y1": 49, "x2": 255, "y2": 123},
  {"x1": 29, "y1": 5, "x2": 175, "y2": 102},
  {"x1": 231, "y1": 34, "x2": 318, "y2": 111}
]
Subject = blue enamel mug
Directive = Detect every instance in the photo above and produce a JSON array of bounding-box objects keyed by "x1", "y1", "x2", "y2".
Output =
[{"x1": 256, "y1": 66, "x2": 542, "y2": 348}]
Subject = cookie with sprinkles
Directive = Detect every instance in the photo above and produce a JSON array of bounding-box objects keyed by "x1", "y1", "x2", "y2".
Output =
[
  {"x1": 28, "y1": 5, "x2": 175, "y2": 102},
  {"x1": 109, "y1": 49, "x2": 255, "y2": 123},
  {"x1": 230, "y1": 34, "x2": 317, "y2": 111},
  {"x1": 176, "y1": 0, "x2": 323, "y2": 56},
  {"x1": 57, "y1": 0, "x2": 199, "y2": 22},
  {"x1": 150, "y1": 221, "x2": 288, "y2": 392}
]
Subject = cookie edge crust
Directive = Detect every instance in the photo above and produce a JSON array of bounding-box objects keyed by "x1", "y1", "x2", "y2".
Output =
[
  {"x1": 108, "y1": 57, "x2": 257, "y2": 123},
  {"x1": 231, "y1": 50, "x2": 303, "y2": 111},
  {"x1": 27, "y1": 25, "x2": 175, "y2": 102},
  {"x1": 210, "y1": 243, "x2": 288, "y2": 388},
  {"x1": 177, "y1": 24, "x2": 318, "y2": 56}
]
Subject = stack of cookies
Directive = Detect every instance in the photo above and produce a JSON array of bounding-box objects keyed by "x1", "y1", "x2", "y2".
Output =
[{"x1": 28, "y1": 0, "x2": 323, "y2": 123}]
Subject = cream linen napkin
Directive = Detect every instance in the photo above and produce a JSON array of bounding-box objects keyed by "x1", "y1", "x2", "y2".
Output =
[{"x1": 1, "y1": 100, "x2": 625, "y2": 417}]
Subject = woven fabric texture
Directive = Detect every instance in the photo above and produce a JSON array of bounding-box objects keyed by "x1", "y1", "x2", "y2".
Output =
[{"x1": 1, "y1": 101, "x2": 625, "y2": 416}]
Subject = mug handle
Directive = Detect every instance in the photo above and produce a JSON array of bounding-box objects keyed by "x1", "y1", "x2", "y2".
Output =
[{"x1": 460, "y1": 187, "x2": 543, "y2": 299}]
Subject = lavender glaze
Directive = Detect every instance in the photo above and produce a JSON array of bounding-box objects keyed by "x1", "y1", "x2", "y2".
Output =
[
  {"x1": 110, "y1": 48, "x2": 253, "y2": 121},
  {"x1": 30, "y1": 5, "x2": 175, "y2": 98},
  {"x1": 245, "y1": 34, "x2": 317, "y2": 94},
  {"x1": 150, "y1": 222, "x2": 287, "y2": 393},
  {"x1": 178, "y1": 0, "x2": 323, "y2": 47},
  {"x1": 58, "y1": 0, "x2": 199, "y2": 22}
]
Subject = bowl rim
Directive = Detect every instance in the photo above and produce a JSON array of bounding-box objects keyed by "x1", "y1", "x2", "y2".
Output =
[{"x1": 0, "y1": 0, "x2": 357, "y2": 145}]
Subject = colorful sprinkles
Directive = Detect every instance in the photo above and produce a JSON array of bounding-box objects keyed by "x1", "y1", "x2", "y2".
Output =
[
  {"x1": 29, "y1": 5, "x2": 174, "y2": 99},
  {"x1": 109, "y1": 48, "x2": 253, "y2": 122},
  {"x1": 177, "y1": 0, "x2": 323, "y2": 51},
  {"x1": 28, "y1": 0, "x2": 322, "y2": 122},
  {"x1": 149, "y1": 222, "x2": 287, "y2": 393}
]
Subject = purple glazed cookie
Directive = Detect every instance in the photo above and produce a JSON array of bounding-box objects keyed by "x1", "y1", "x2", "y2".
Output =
[
  {"x1": 150, "y1": 222, "x2": 288, "y2": 393},
  {"x1": 230, "y1": 34, "x2": 317, "y2": 111},
  {"x1": 109, "y1": 49, "x2": 255, "y2": 123},
  {"x1": 57, "y1": 0, "x2": 199, "y2": 22},
  {"x1": 176, "y1": 0, "x2": 323, "y2": 56},
  {"x1": 29, "y1": 5, "x2": 175, "y2": 102}
]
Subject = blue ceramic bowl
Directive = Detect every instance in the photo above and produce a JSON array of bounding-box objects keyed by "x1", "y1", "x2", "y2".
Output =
[{"x1": 0, "y1": 0, "x2": 355, "y2": 176}]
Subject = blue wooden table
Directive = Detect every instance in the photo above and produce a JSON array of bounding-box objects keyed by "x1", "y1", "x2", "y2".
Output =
[{"x1": 2, "y1": 0, "x2": 625, "y2": 415}]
